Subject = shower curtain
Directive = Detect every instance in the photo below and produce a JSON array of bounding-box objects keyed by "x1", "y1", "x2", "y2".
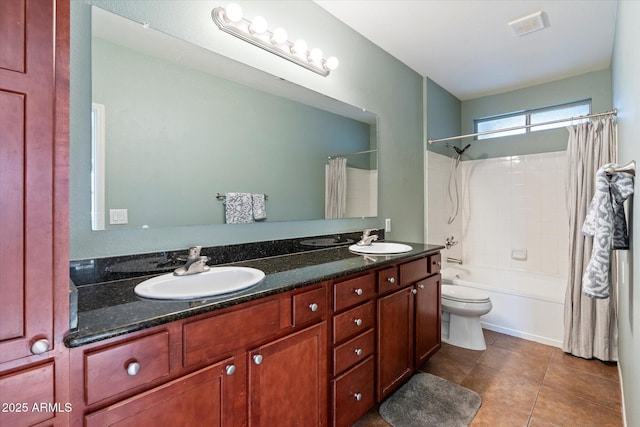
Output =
[
  {"x1": 564, "y1": 117, "x2": 618, "y2": 361},
  {"x1": 325, "y1": 157, "x2": 347, "y2": 218}
]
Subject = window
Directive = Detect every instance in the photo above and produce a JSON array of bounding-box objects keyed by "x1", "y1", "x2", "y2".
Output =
[{"x1": 474, "y1": 99, "x2": 591, "y2": 140}]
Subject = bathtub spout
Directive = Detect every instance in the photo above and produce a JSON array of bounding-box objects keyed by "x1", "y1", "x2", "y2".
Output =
[{"x1": 446, "y1": 257, "x2": 463, "y2": 265}]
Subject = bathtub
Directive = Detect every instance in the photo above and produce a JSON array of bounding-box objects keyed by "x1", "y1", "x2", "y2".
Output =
[{"x1": 441, "y1": 265, "x2": 566, "y2": 348}]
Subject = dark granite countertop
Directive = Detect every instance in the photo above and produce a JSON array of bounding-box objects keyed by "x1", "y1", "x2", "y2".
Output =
[{"x1": 65, "y1": 241, "x2": 443, "y2": 348}]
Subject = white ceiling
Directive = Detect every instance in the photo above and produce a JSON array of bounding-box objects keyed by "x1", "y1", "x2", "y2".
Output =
[{"x1": 314, "y1": 0, "x2": 617, "y2": 100}]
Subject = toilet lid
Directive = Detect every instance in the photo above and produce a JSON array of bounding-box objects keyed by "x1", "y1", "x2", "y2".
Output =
[{"x1": 442, "y1": 284, "x2": 490, "y2": 303}]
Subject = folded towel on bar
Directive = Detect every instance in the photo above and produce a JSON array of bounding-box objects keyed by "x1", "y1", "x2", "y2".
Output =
[
  {"x1": 252, "y1": 194, "x2": 267, "y2": 221},
  {"x1": 224, "y1": 192, "x2": 254, "y2": 224},
  {"x1": 582, "y1": 163, "x2": 634, "y2": 298}
]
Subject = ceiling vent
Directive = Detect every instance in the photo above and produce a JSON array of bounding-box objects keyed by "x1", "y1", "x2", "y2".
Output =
[{"x1": 508, "y1": 11, "x2": 547, "y2": 37}]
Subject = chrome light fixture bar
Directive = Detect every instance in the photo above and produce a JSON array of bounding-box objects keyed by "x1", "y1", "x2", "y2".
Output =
[{"x1": 212, "y1": 3, "x2": 339, "y2": 77}]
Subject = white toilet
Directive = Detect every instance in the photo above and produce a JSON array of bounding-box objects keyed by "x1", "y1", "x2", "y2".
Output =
[{"x1": 441, "y1": 284, "x2": 492, "y2": 350}]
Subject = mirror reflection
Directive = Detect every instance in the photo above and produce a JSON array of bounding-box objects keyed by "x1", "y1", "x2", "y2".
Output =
[{"x1": 91, "y1": 7, "x2": 378, "y2": 231}]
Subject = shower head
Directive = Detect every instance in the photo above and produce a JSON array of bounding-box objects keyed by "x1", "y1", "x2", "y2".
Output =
[{"x1": 447, "y1": 143, "x2": 471, "y2": 155}]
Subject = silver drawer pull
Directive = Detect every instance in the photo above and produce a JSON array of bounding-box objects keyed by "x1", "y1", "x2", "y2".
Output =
[
  {"x1": 253, "y1": 354, "x2": 263, "y2": 365},
  {"x1": 30, "y1": 338, "x2": 50, "y2": 355},
  {"x1": 386, "y1": 277, "x2": 396, "y2": 284},
  {"x1": 354, "y1": 393, "x2": 362, "y2": 401},
  {"x1": 418, "y1": 283, "x2": 425, "y2": 289},
  {"x1": 354, "y1": 288, "x2": 363, "y2": 296},
  {"x1": 225, "y1": 365, "x2": 236, "y2": 376},
  {"x1": 436, "y1": 261, "x2": 442, "y2": 266},
  {"x1": 354, "y1": 318, "x2": 363, "y2": 326},
  {"x1": 412, "y1": 288, "x2": 417, "y2": 295},
  {"x1": 126, "y1": 361, "x2": 141, "y2": 376},
  {"x1": 354, "y1": 348, "x2": 363, "y2": 356},
  {"x1": 309, "y1": 303, "x2": 319, "y2": 312}
]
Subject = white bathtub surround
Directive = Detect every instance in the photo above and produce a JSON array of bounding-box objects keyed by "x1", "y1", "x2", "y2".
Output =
[
  {"x1": 441, "y1": 265, "x2": 566, "y2": 348},
  {"x1": 425, "y1": 151, "x2": 463, "y2": 265},
  {"x1": 426, "y1": 151, "x2": 570, "y2": 348},
  {"x1": 460, "y1": 151, "x2": 569, "y2": 275}
]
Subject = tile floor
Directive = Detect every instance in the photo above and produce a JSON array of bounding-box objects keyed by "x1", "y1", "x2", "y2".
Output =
[{"x1": 354, "y1": 330, "x2": 623, "y2": 426}]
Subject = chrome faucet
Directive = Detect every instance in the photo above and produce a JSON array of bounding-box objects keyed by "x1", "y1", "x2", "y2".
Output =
[
  {"x1": 357, "y1": 229, "x2": 379, "y2": 246},
  {"x1": 174, "y1": 246, "x2": 210, "y2": 276},
  {"x1": 445, "y1": 236, "x2": 458, "y2": 250}
]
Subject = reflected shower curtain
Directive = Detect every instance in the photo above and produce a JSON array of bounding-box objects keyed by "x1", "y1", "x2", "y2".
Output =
[
  {"x1": 564, "y1": 117, "x2": 618, "y2": 361},
  {"x1": 325, "y1": 157, "x2": 347, "y2": 219}
]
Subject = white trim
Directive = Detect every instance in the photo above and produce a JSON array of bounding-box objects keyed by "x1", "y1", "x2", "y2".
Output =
[{"x1": 91, "y1": 103, "x2": 106, "y2": 230}]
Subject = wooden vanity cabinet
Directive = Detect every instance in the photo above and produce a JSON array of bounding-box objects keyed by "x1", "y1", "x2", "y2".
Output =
[
  {"x1": 414, "y1": 273, "x2": 442, "y2": 367},
  {"x1": 84, "y1": 357, "x2": 238, "y2": 427},
  {"x1": 248, "y1": 322, "x2": 327, "y2": 426},
  {"x1": 376, "y1": 255, "x2": 442, "y2": 401},
  {"x1": 330, "y1": 273, "x2": 376, "y2": 427},
  {"x1": 75, "y1": 284, "x2": 328, "y2": 427}
]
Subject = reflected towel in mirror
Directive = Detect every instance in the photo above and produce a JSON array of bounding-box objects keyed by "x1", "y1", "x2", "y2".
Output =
[
  {"x1": 252, "y1": 194, "x2": 267, "y2": 221},
  {"x1": 224, "y1": 193, "x2": 254, "y2": 224}
]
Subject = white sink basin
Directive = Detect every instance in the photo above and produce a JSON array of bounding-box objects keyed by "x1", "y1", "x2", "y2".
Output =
[
  {"x1": 349, "y1": 242, "x2": 413, "y2": 254},
  {"x1": 134, "y1": 267, "x2": 265, "y2": 300}
]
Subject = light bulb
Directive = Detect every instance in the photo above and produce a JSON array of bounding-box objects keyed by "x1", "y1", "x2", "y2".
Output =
[
  {"x1": 308, "y1": 48, "x2": 323, "y2": 63},
  {"x1": 325, "y1": 56, "x2": 339, "y2": 70},
  {"x1": 249, "y1": 16, "x2": 268, "y2": 34},
  {"x1": 271, "y1": 27, "x2": 288, "y2": 44},
  {"x1": 291, "y1": 39, "x2": 307, "y2": 55},
  {"x1": 224, "y1": 3, "x2": 243, "y2": 23}
]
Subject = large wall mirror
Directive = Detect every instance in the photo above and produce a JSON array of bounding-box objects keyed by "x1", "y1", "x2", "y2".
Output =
[{"x1": 91, "y1": 7, "x2": 378, "y2": 231}]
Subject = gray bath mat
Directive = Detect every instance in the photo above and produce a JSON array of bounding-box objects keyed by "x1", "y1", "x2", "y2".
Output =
[{"x1": 379, "y1": 373, "x2": 481, "y2": 427}]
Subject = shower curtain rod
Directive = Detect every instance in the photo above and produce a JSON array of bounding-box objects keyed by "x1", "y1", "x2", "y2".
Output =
[
  {"x1": 328, "y1": 149, "x2": 377, "y2": 160},
  {"x1": 427, "y1": 109, "x2": 618, "y2": 144}
]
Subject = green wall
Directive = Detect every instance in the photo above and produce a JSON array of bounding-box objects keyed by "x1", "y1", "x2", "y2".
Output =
[
  {"x1": 70, "y1": 0, "x2": 425, "y2": 258},
  {"x1": 460, "y1": 69, "x2": 612, "y2": 160},
  {"x1": 612, "y1": 1, "x2": 640, "y2": 425},
  {"x1": 425, "y1": 78, "x2": 461, "y2": 158}
]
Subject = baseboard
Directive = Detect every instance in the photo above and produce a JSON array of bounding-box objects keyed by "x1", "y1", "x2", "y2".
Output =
[
  {"x1": 619, "y1": 363, "x2": 627, "y2": 427},
  {"x1": 481, "y1": 321, "x2": 563, "y2": 348}
]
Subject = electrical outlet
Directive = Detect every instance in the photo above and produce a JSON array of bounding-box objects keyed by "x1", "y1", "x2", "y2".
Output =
[
  {"x1": 385, "y1": 218, "x2": 391, "y2": 233},
  {"x1": 109, "y1": 208, "x2": 128, "y2": 225}
]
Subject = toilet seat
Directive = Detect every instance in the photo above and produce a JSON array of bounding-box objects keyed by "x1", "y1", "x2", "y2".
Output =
[{"x1": 442, "y1": 284, "x2": 490, "y2": 303}]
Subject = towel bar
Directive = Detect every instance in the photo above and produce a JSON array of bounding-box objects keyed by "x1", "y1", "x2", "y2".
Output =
[{"x1": 216, "y1": 193, "x2": 268, "y2": 200}]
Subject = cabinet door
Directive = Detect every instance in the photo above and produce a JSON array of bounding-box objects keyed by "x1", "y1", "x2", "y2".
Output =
[
  {"x1": 0, "y1": 0, "x2": 55, "y2": 364},
  {"x1": 85, "y1": 357, "x2": 238, "y2": 427},
  {"x1": 248, "y1": 322, "x2": 327, "y2": 427},
  {"x1": 377, "y1": 287, "x2": 414, "y2": 401},
  {"x1": 415, "y1": 274, "x2": 441, "y2": 367}
]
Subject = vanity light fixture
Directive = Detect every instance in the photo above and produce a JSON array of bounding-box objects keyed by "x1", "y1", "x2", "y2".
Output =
[{"x1": 212, "y1": 3, "x2": 339, "y2": 77}]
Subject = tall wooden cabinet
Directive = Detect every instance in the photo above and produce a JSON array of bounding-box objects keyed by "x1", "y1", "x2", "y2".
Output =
[{"x1": 0, "y1": 1, "x2": 70, "y2": 425}]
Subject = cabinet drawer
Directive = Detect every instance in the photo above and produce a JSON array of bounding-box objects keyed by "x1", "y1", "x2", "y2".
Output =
[
  {"x1": 293, "y1": 286, "x2": 327, "y2": 326},
  {"x1": 333, "y1": 274, "x2": 375, "y2": 312},
  {"x1": 400, "y1": 257, "x2": 428, "y2": 285},
  {"x1": 333, "y1": 329, "x2": 374, "y2": 376},
  {"x1": 332, "y1": 357, "x2": 375, "y2": 427},
  {"x1": 333, "y1": 301, "x2": 375, "y2": 344},
  {"x1": 183, "y1": 299, "x2": 282, "y2": 368},
  {"x1": 377, "y1": 266, "x2": 400, "y2": 295},
  {"x1": 85, "y1": 331, "x2": 169, "y2": 405},
  {"x1": 428, "y1": 253, "x2": 442, "y2": 274},
  {"x1": 85, "y1": 358, "x2": 236, "y2": 427},
  {"x1": 0, "y1": 361, "x2": 55, "y2": 426}
]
